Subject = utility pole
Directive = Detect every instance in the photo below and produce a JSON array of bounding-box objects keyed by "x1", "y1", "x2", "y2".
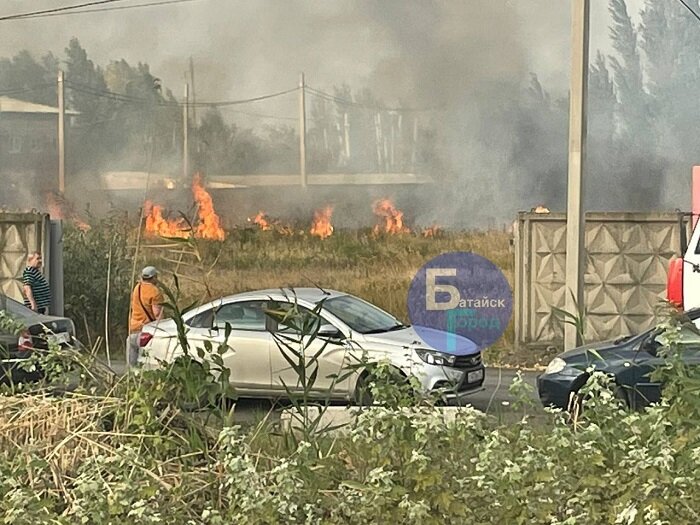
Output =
[
  {"x1": 343, "y1": 112, "x2": 351, "y2": 162},
  {"x1": 299, "y1": 72, "x2": 307, "y2": 188},
  {"x1": 564, "y1": 0, "x2": 590, "y2": 350},
  {"x1": 189, "y1": 57, "x2": 197, "y2": 154},
  {"x1": 57, "y1": 70, "x2": 65, "y2": 194},
  {"x1": 189, "y1": 57, "x2": 197, "y2": 127},
  {"x1": 183, "y1": 83, "x2": 189, "y2": 180}
]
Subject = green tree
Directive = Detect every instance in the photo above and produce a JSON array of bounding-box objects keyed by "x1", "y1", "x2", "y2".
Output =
[
  {"x1": 65, "y1": 38, "x2": 109, "y2": 124},
  {"x1": 195, "y1": 108, "x2": 235, "y2": 174},
  {"x1": 0, "y1": 50, "x2": 57, "y2": 106}
]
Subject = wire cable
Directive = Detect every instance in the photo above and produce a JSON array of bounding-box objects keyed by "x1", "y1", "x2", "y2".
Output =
[
  {"x1": 201, "y1": 87, "x2": 299, "y2": 108},
  {"x1": 15, "y1": 0, "x2": 199, "y2": 19},
  {"x1": 217, "y1": 106, "x2": 298, "y2": 122},
  {"x1": 306, "y1": 85, "x2": 442, "y2": 113},
  {"x1": 65, "y1": 82, "x2": 160, "y2": 104},
  {"x1": 66, "y1": 80, "x2": 298, "y2": 108},
  {"x1": 677, "y1": 0, "x2": 700, "y2": 23},
  {"x1": 0, "y1": 0, "x2": 128, "y2": 21},
  {"x1": 0, "y1": 83, "x2": 56, "y2": 97}
]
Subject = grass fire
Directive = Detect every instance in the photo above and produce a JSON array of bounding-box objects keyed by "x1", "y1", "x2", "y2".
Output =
[
  {"x1": 144, "y1": 174, "x2": 226, "y2": 241},
  {"x1": 373, "y1": 198, "x2": 410, "y2": 235}
]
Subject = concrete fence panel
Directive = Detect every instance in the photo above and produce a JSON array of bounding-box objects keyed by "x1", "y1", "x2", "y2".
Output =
[{"x1": 514, "y1": 212, "x2": 688, "y2": 349}]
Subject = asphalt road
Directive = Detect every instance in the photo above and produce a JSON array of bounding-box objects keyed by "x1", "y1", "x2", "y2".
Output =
[
  {"x1": 107, "y1": 361, "x2": 543, "y2": 418},
  {"x1": 466, "y1": 367, "x2": 540, "y2": 412}
]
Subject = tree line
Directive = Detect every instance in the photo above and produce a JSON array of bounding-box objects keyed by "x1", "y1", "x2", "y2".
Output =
[
  {"x1": 0, "y1": 38, "x2": 438, "y2": 179},
  {"x1": 2, "y1": 0, "x2": 699, "y2": 213}
]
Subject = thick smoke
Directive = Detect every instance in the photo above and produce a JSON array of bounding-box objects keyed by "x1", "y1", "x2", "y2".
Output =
[{"x1": 0, "y1": 0, "x2": 681, "y2": 228}]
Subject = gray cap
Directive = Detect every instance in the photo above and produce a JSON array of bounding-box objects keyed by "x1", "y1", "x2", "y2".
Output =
[{"x1": 141, "y1": 266, "x2": 158, "y2": 279}]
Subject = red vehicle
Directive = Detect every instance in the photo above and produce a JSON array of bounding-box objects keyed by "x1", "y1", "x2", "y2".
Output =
[{"x1": 667, "y1": 214, "x2": 700, "y2": 310}]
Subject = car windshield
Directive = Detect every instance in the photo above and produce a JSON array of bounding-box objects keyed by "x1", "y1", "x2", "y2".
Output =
[
  {"x1": 0, "y1": 295, "x2": 33, "y2": 319},
  {"x1": 654, "y1": 321, "x2": 700, "y2": 347},
  {"x1": 323, "y1": 295, "x2": 405, "y2": 334}
]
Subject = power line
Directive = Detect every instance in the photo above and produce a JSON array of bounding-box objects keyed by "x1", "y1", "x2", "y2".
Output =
[
  {"x1": 0, "y1": 83, "x2": 56, "y2": 97},
  {"x1": 204, "y1": 87, "x2": 298, "y2": 108},
  {"x1": 306, "y1": 85, "x2": 441, "y2": 113},
  {"x1": 217, "y1": 106, "x2": 298, "y2": 122},
  {"x1": 66, "y1": 82, "x2": 160, "y2": 104},
  {"x1": 66, "y1": 80, "x2": 298, "y2": 107},
  {"x1": 0, "y1": 0, "x2": 128, "y2": 21},
  {"x1": 677, "y1": 0, "x2": 700, "y2": 24},
  {"x1": 306, "y1": 87, "x2": 384, "y2": 111},
  {"x1": 70, "y1": 84, "x2": 299, "y2": 121},
  {"x1": 15, "y1": 0, "x2": 200, "y2": 19}
]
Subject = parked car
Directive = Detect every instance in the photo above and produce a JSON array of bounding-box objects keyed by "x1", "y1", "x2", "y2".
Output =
[
  {"x1": 538, "y1": 309, "x2": 700, "y2": 410},
  {"x1": 0, "y1": 294, "x2": 76, "y2": 384},
  {"x1": 138, "y1": 288, "x2": 485, "y2": 404}
]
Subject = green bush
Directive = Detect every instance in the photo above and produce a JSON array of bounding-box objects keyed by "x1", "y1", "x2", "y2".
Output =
[
  {"x1": 63, "y1": 213, "x2": 133, "y2": 350},
  {"x1": 2, "y1": 371, "x2": 700, "y2": 524},
  {"x1": 1, "y1": 311, "x2": 700, "y2": 523},
  {"x1": 44, "y1": 227, "x2": 700, "y2": 522}
]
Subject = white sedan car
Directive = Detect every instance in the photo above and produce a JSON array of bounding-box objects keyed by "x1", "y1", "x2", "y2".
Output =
[{"x1": 137, "y1": 288, "x2": 485, "y2": 403}]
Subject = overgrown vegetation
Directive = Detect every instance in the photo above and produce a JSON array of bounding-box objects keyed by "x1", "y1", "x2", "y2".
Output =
[
  {"x1": 63, "y1": 213, "x2": 133, "y2": 349},
  {"x1": 63, "y1": 221, "x2": 517, "y2": 363},
  {"x1": 0, "y1": 304, "x2": 699, "y2": 523}
]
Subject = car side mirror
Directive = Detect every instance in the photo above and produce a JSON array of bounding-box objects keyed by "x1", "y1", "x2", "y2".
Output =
[
  {"x1": 642, "y1": 335, "x2": 660, "y2": 356},
  {"x1": 318, "y1": 324, "x2": 344, "y2": 340}
]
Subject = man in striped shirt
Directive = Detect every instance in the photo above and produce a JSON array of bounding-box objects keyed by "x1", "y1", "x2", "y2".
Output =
[{"x1": 22, "y1": 252, "x2": 51, "y2": 315}]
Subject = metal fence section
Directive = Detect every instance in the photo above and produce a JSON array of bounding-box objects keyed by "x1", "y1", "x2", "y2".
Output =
[
  {"x1": 0, "y1": 212, "x2": 48, "y2": 301},
  {"x1": 514, "y1": 212, "x2": 688, "y2": 350}
]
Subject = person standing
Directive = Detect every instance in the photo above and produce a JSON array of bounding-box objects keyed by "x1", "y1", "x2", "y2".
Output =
[
  {"x1": 127, "y1": 266, "x2": 164, "y2": 367},
  {"x1": 22, "y1": 252, "x2": 51, "y2": 315}
]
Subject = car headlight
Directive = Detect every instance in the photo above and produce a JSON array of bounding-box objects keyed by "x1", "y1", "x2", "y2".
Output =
[
  {"x1": 544, "y1": 357, "x2": 583, "y2": 377},
  {"x1": 544, "y1": 357, "x2": 567, "y2": 375},
  {"x1": 415, "y1": 349, "x2": 457, "y2": 367}
]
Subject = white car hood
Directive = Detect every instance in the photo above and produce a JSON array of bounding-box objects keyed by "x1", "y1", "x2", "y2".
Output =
[{"x1": 358, "y1": 325, "x2": 479, "y2": 356}]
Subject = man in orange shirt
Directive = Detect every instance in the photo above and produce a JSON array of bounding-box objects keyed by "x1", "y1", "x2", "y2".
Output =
[{"x1": 127, "y1": 266, "x2": 164, "y2": 367}]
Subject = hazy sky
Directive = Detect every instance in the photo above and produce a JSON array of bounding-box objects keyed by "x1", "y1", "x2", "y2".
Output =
[
  {"x1": 0, "y1": 0, "x2": 646, "y2": 105},
  {"x1": 0, "y1": 0, "x2": 668, "y2": 223}
]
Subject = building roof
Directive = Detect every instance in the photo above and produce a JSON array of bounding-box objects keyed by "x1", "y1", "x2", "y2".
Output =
[{"x1": 0, "y1": 96, "x2": 79, "y2": 115}]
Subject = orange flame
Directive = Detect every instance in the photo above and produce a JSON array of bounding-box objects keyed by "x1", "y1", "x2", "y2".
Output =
[
  {"x1": 372, "y1": 198, "x2": 410, "y2": 235},
  {"x1": 248, "y1": 211, "x2": 295, "y2": 235},
  {"x1": 192, "y1": 174, "x2": 226, "y2": 241},
  {"x1": 46, "y1": 192, "x2": 91, "y2": 231},
  {"x1": 144, "y1": 201, "x2": 189, "y2": 238},
  {"x1": 250, "y1": 211, "x2": 273, "y2": 231},
  {"x1": 310, "y1": 206, "x2": 334, "y2": 239},
  {"x1": 143, "y1": 174, "x2": 226, "y2": 240}
]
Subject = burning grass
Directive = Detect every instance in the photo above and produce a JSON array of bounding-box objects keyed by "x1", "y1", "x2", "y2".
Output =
[
  {"x1": 144, "y1": 173, "x2": 226, "y2": 240},
  {"x1": 372, "y1": 198, "x2": 410, "y2": 235},
  {"x1": 63, "y1": 209, "x2": 517, "y2": 364}
]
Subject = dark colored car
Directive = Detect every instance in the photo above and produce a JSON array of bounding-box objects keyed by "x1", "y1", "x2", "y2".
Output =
[
  {"x1": 538, "y1": 309, "x2": 700, "y2": 410},
  {"x1": 0, "y1": 295, "x2": 76, "y2": 384}
]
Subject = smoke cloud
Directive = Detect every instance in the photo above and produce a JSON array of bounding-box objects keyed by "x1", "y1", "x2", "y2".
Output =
[{"x1": 0, "y1": 0, "x2": 671, "y2": 228}]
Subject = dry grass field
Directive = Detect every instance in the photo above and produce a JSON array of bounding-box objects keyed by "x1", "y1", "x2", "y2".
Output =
[{"x1": 140, "y1": 228, "x2": 522, "y2": 364}]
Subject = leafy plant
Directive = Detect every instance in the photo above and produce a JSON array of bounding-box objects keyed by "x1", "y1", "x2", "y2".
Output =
[
  {"x1": 63, "y1": 212, "x2": 133, "y2": 351},
  {"x1": 552, "y1": 288, "x2": 587, "y2": 347},
  {"x1": 265, "y1": 290, "x2": 354, "y2": 452},
  {"x1": 148, "y1": 275, "x2": 237, "y2": 412}
]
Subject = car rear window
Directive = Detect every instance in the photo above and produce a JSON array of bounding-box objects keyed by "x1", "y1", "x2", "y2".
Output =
[{"x1": 0, "y1": 295, "x2": 33, "y2": 320}]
